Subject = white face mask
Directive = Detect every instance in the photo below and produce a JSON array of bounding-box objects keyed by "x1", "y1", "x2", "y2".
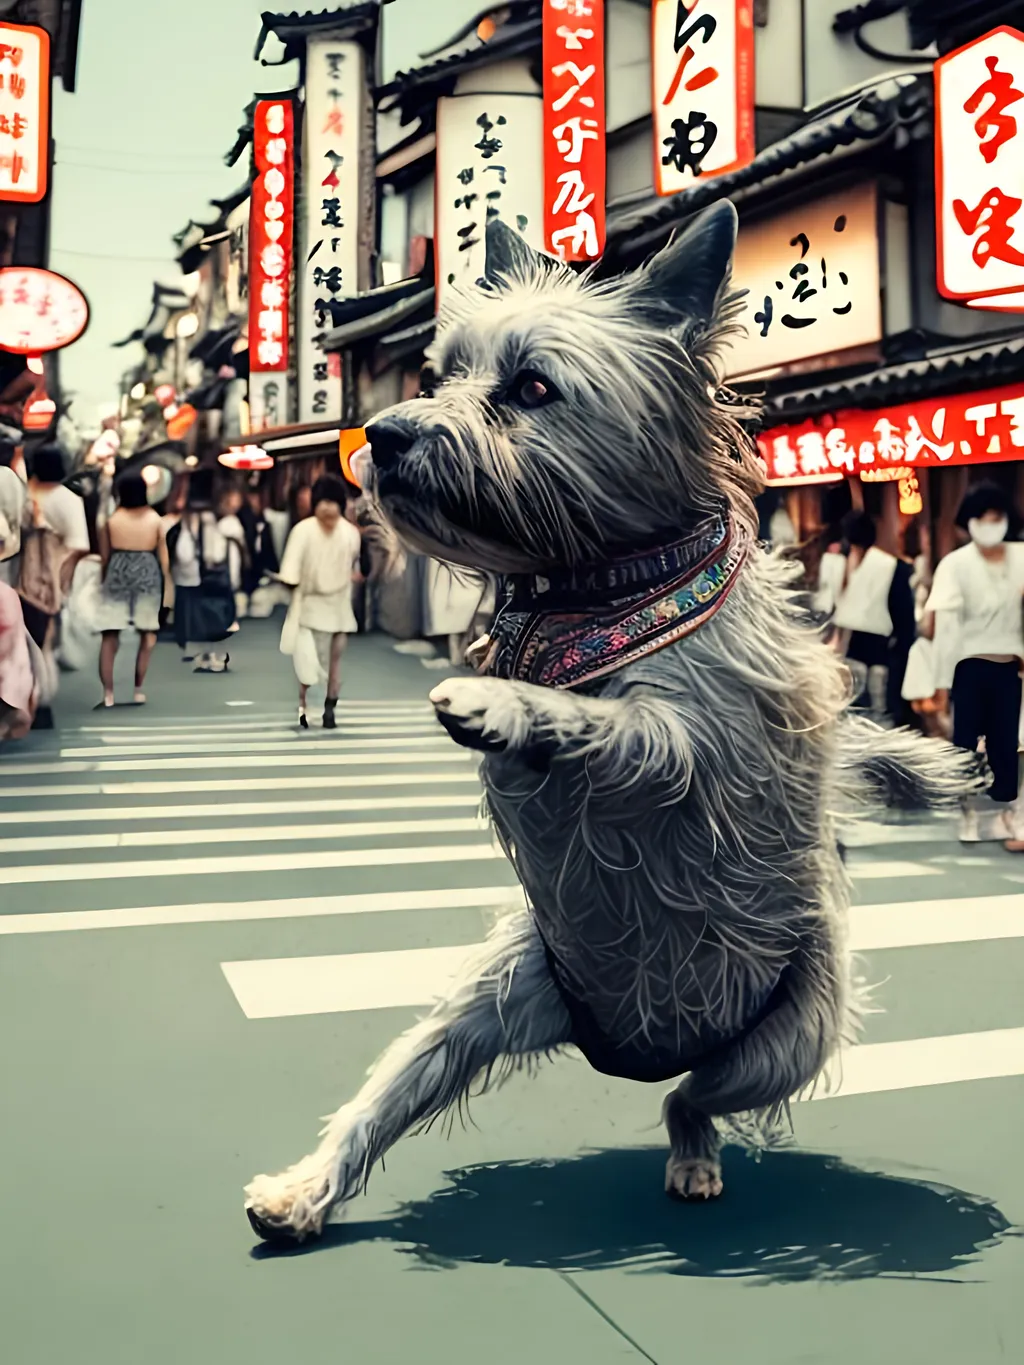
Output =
[{"x1": 968, "y1": 517, "x2": 1009, "y2": 548}]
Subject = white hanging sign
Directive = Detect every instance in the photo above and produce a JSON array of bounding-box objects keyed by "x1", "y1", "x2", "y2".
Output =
[
  {"x1": 935, "y1": 25, "x2": 1024, "y2": 310},
  {"x1": 299, "y1": 37, "x2": 363, "y2": 422},
  {"x1": 435, "y1": 92, "x2": 545, "y2": 308},
  {"x1": 651, "y1": 0, "x2": 755, "y2": 196}
]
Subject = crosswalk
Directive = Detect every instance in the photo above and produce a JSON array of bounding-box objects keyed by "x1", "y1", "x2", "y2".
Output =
[{"x1": 2, "y1": 701, "x2": 1023, "y2": 1106}]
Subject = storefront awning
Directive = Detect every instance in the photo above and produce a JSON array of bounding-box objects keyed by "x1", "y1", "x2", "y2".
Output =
[
  {"x1": 760, "y1": 335, "x2": 1024, "y2": 426},
  {"x1": 320, "y1": 284, "x2": 435, "y2": 352},
  {"x1": 252, "y1": 421, "x2": 342, "y2": 462}
]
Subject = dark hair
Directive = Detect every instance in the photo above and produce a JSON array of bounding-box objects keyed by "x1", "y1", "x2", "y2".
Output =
[
  {"x1": 115, "y1": 472, "x2": 149, "y2": 509},
  {"x1": 840, "y1": 510, "x2": 876, "y2": 550},
  {"x1": 311, "y1": 474, "x2": 350, "y2": 510},
  {"x1": 186, "y1": 467, "x2": 213, "y2": 510},
  {"x1": 29, "y1": 442, "x2": 66, "y2": 484},
  {"x1": 955, "y1": 482, "x2": 1013, "y2": 530}
]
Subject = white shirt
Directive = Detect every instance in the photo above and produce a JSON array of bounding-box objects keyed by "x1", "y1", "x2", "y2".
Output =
[
  {"x1": 926, "y1": 541, "x2": 1024, "y2": 689},
  {"x1": 832, "y1": 546, "x2": 897, "y2": 638},
  {"x1": 34, "y1": 483, "x2": 90, "y2": 553},
  {"x1": 279, "y1": 515, "x2": 361, "y2": 634}
]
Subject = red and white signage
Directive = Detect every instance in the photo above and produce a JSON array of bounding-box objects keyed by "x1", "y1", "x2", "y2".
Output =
[
  {"x1": 651, "y1": 0, "x2": 754, "y2": 196},
  {"x1": 936, "y1": 26, "x2": 1024, "y2": 310},
  {"x1": 757, "y1": 381, "x2": 1024, "y2": 486},
  {"x1": 249, "y1": 99, "x2": 294, "y2": 373},
  {"x1": 0, "y1": 23, "x2": 49, "y2": 204},
  {"x1": 543, "y1": 0, "x2": 605, "y2": 261},
  {"x1": 0, "y1": 267, "x2": 88, "y2": 353},
  {"x1": 219, "y1": 445, "x2": 273, "y2": 471}
]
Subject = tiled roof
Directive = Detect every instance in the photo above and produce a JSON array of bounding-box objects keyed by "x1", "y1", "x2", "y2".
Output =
[
  {"x1": 758, "y1": 334, "x2": 1024, "y2": 425},
  {"x1": 254, "y1": 3, "x2": 384, "y2": 65}
]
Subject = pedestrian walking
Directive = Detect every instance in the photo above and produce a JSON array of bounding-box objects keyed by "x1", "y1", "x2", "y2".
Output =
[
  {"x1": 0, "y1": 465, "x2": 35, "y2": 741},
  {"x1": 924, "y1": 483, "x2": 1024, "y2": 845},
  {"x1": 831, "y1": 511, "x2": 915, "y2": 722},
  {"x1": 95, "y1": 472, "x2": 171, "y2": 708},
  {"x1": 17, "y1": 443, "x2": 89, "y2": 728},
  {"x1": 166, "y1": 470, "x2": 237, "y2": 669},
  {"x1": 278, "y1": 474, "x2": 362, "y2": 729}
]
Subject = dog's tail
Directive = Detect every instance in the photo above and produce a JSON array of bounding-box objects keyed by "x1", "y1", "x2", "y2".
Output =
[{"x1": 835, "y1": 713, "x2": 986, "y2": 812}]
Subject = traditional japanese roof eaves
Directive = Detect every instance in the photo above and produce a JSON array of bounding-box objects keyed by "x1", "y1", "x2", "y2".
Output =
[
  {"x1": 189, "y1": 321, "x2": 242, "y2": 364},
  {"x1": 321, "y1": 285, "x2": 435, "y2": 350},
  {"x1": 602, "y1": 72, "x2": 931, "y2": 270},
  {"x1": 378, "y1": 13, "x2": 543, "y2": 124},
  {"x1": 758, "y1": 334, "x2": 1024, "y2": 425},
  {"x1": 253, "y1": 3, "x2": 384, "y2": 66},
  {"x1": 374, "y1": 316, "x2": 437, "y2": 370}
]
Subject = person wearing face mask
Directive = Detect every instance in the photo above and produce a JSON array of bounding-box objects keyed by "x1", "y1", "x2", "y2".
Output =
[{"x1": 925, "y1": 484, "x2": 1024, "y2": 843}]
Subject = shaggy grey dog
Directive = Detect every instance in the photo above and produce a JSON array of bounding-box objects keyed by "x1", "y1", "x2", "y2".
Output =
[{"x1": 245, "y1": 205, "x2": 978, "y2": 1241}]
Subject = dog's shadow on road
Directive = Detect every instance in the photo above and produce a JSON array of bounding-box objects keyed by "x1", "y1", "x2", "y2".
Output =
[{"x1": 252, "y1": 1146, "x2": 1016, "y2": 1282}]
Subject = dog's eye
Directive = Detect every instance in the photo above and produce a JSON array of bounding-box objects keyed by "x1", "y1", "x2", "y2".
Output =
[{"x1": 513, "y1": 370, "x2": 559, "y2": 410}]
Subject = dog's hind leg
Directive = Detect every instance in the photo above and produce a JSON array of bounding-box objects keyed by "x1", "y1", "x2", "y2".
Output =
[
  {"x1": 245, "y1": 911, "x2": 571, "y2": 1242},
  {"x1": 662, "y1": 934, "x2": 848, "y2": 1201}
]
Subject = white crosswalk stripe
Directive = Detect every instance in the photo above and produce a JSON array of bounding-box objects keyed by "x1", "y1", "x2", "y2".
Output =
[{"x1": 2, "y1": 704, "x2": 1022, "y2": 1103}]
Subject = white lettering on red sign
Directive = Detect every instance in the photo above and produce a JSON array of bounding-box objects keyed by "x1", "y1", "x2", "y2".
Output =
[
  {"x1": 249, "y1": 100, "x2": 294, "y2": 379},
  {"x1": 935, "y1": 25, "x2": 1024, "y2": 309},
  {"x1": 757, "y1": 382, "x2": 1024, "y2": 484},
  {"x1": 543, "y1": 0, "x2": 605, "y2": 260},
  {"x1": 0, "y1": 22, "x2": 49, "y2": 204},
  {"x1": 651, "y1": 0, "x2": 755, "y2": 196}
]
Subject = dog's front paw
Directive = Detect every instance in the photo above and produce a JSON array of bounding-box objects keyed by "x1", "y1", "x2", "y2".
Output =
[
  {"x1": 665, "y1": 1155, "x2": 724, "y2": 1202},
  {"x1": 244, "y1": 1164, "x2": 337, "y2": 1244},
  {"x1": 429, "y1": 677, "x2": 530, "y2": 753}
]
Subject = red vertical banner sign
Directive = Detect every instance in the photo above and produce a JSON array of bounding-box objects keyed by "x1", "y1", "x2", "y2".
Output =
[
  {"x1": 249, "y1": 99, "x2": 294, "y2": 373},
  {"x1": 543, "y1": 0, "x2": 606, "y2": 261}
]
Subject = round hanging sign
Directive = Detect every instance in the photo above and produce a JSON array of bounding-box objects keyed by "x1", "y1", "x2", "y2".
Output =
[
  {"x1": 0, "y1": 267, "x2": 89, "y2": 354},
  {"x1": 219, "y1": 445, "x2": 273, "y2": 471}
]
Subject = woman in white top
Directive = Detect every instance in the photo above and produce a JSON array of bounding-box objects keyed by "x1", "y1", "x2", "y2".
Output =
[
  {"x1": 925, "y1": 484, "x2": 1024, "y2": 843},
  {"x1": 278, "y1": 475, "x2": 362, "y2": 729}
]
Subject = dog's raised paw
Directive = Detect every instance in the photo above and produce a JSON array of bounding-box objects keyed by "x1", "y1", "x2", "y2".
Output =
[
  {"x1": 244, "y1": 1169, "x2": 332, "y2": 1243},
  {"x1": 665, "y1": 1155, "x2": 724, "y2": 1201},
  {"x1": 429, "y1": 677, "x2": 529, "y2": 752}
]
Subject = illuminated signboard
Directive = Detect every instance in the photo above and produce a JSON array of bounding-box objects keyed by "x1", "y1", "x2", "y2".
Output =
[
  {"x1": 757, "y1": 380, "x2": 1024, "y2": 485},
  {"x1": 0, "y1": 267, "x2": 88, "y2": 353},
  {"x1": 935, "y1": 26, "x2": 1024, "y2": 310},
  {"x1": 543, "y1": 0, "x2": 606, "y2": 261},
  {"x1": 651, "y1": 0, "x2": 754, "y2": 196},
  {"x1": 0, "y1": 22, "x2": 49, "y2": 204},
  {"x1": 249, "y1": 98, "x2": 294, "y2": 433}
]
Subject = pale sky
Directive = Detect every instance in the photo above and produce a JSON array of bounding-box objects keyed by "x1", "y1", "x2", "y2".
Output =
[{"x1": 50, "y1": 0, "x2": 479, "y2": 430}]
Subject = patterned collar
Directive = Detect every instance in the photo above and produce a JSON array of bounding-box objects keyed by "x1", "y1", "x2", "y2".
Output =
[{"x1": 482, "y1": 514, "x2": 750, "y2": 690}]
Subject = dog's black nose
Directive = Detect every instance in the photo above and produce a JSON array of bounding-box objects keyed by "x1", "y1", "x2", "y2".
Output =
[{"x1": 366, "y1": 417, "x2": 417, "y2": 472}]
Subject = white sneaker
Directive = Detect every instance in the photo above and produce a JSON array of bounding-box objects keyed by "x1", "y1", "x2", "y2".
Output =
[{"x1": 959, "y1": 808, "x2": 981, "y2": 842}]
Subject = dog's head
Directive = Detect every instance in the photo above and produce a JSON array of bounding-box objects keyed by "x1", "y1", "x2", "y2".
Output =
[{"x1": 365, "y1": 202, "x2": 761, "y2": 573}]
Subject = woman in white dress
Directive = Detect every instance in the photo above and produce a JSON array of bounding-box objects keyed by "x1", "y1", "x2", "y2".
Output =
[{"x1": 278, "y1": 475, "x2": 362, "y2": 729}]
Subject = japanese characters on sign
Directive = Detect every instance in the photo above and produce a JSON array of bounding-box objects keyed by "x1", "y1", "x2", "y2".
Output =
[
  {"x1": 0, "y1": 267, "x2": 88, "y2": 353},
  {"x1": 299, "y1": 38, "x2": 362, "y2": 424},
  {"x1": 651, "y1": 0, "x2": 754, "y2": 196},
  {"x1": 435, "y1": 92, "x2": 545, "y2": 308},
  {"x1": 542, "y1": 0, "x2": 605, "y2": 261},
  {"x1": 248, "y1": 99, "x2": 294, "y2": 434},
  {"x1": 0, "y1": 23, "x2": 49, "y2": 204},
  {"x1": 249, "y1": 100, "x2": 294, "y2": 376},
  {"x1": 756, "y1": 380, "x2": 1024, "y2": 486},
  {"x1": 935, "y1": 26, "x2": 1024, "y2": 309},
  {"x1": 726, "y1": 182, "x2": 882, "y2": 379}
]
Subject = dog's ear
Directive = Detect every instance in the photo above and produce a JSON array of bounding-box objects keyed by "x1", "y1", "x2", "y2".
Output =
[
  {"x1": 641, "y1": 200, "x2": 738, "y2": 323},
  {"x1": 483, "y1": 217, "x2": 548, "y2": 288}
]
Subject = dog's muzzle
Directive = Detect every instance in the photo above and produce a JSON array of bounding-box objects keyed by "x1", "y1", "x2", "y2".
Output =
[{"x1": 366, "y1": 416, "x2": 418, "y2": 473}]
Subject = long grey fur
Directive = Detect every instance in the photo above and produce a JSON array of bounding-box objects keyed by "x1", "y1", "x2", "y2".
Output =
[{"x1": 244, "y1": 205, "x2": 980, "y2": 1240}]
